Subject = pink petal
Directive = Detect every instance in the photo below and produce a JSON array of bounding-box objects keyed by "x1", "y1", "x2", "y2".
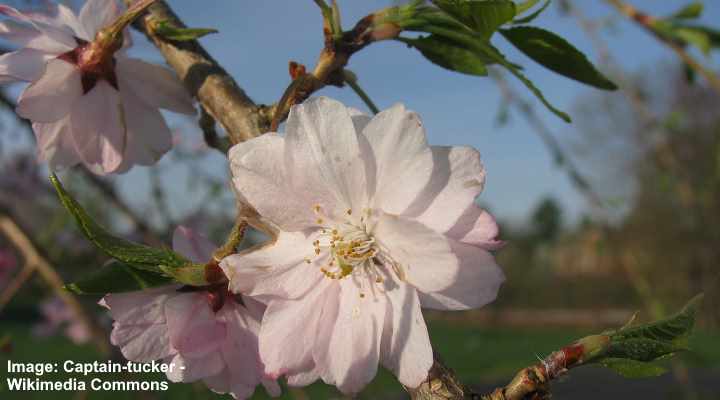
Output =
[
  {"x1": 258, "y1": 279, "x2": 331, "y2": 377},
  {"x1": 111, "y1": 322, "x2": 174, "y2": 362},
  {"x1": 164, "y1": 293, "x2": 226, "y2": 357},
  {"x1": 166, "y1": 352, "x2": 224, "y2": 383},
  {"x1": 221, "y1": 230, "x2": 323, "y2": 299},
  {"x1": 115, "y1": 84, "x2": 173, "y2": 169},
  {"x1": 320, "y1": 277, "x2": 385, "y2": 394},
  {"x1": 33, "y1": 116, "x2": 81, "y2": 170},
  {"x1": 101, "y1": 285, "x2": 178, "y2": 325},
  {"x1": 79, "y1": 0, "x2": 121, "y2": 39},
  {"x1": 16, "y1": 59, "x2": 82, "y2": 123},
  {"x1": 418, "y1": 240, "x2": 504, "y2": 310},
  {"x1": 380, "y1": 279, "x2": 433, "y2": 388},
  {"x1": 445, "y1": 206, "x2": 505, "y2": 250},
  {"x1": 0, "y1": 47, "x2": 49, "y2": 82},
  {"x1": 69, "y1": 81, "x2": 126, "y2": 174},
  {"x1": 285, "y1": 96, "x2": 368, "y2": 215},
  {"x1": 116, "y1": 57, "x2": 195, "y2": 115},
  {"x1": 361, "y1": 103, "x2": 434, "y2": 215},
  {"x1": 373, "y1": 212, "x2": 459, "y2": 292},
  {"x1": 172, "y1": 226, "x2": 216, "y2": 264}
]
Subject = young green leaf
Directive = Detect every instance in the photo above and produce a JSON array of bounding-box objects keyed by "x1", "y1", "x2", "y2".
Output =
[
  {"x1": 50, "y1": 174, "x2": 188, "y2": 273},
  {"x1": 500, "y1": 26, "x2": 618, "y2": 90},
  {"x1": 513, "y1": 0, "x2": 550, "y2": 24},
  {"x1": 399, "y1": 35, "x2": 489, "y2": 76},
  {"x1": 432, "y1": 0, "x2": 516, "y2": 38},
  {"x1": 668, "y1": 2, "x2": 703, "y2": 20},
  {"x1": 65, "y1": 260, "x2": 173, "y2": 295},
  {"x1": 152, "y1": 20, "x2": 218, "y2": 41},
  {"x1": 597, "y1": 358, "x2": 668, "y2": 378},
  {"x1": 514, "y1": 0, "x2": 541, "y2": 15},
  {"x1": 159, "y1": 263, "x2": 211, "y2": 286}
]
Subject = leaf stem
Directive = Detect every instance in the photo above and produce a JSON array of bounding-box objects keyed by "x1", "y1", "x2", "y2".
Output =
[{"x1": 343, "y1": 71, "x2": 380, "y2": 114}]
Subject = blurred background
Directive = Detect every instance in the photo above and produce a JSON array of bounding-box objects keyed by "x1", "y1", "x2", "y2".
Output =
[{"x1": 0, "y1": 0, "x2": 718, "y2": 399}]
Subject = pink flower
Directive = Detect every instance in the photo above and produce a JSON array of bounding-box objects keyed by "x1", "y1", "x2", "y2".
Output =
[
  {"x1": 221, "y1": 97, "x2": 505, "y2": 394},
  {"x1": 0, "y1": 0, "x2": 195, "y2": 174},
  {"x1": 101, "y1": 227, "x2": 280, "y2": 399},
  {"x1": 32, "y1": 296, "x2": 92, "y2": 345}
]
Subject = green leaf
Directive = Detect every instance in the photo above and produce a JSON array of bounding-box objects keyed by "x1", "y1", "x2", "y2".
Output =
[
  {"x1": 500, "y1": 26, "x2": 618, "y2": 90},
  {"x1": 672, "y1": 26, "x2": 712, "y2": 54},
  {"x1": 153, "y1": 20, "x2": 218, "y2": 41},
  {"x1": 400, "y1": 21, "x2": 570, "y2": 122},
  {"x1": 50, "y1": 174, "x2": 189, "y2": 273},
  {"x1": 597, "y1": 358, "x2": 668, "y2": 378},
  {"x1": 432, "y1": 0, "x2": 516, "y2": 38},
  {"x1": 159, "y1": 263, "x2": 210, "y2": 286},
  {"x1": 598, "y1": 294, "x2": 702, "y2": 363},
  {"x1": 515, "y1": 0, "x2": 541, "y2": 15},
  {"x1": 65, "y1": 260, "x2": 173, "y2": 295},
  {"x1": 668, "y1": 2, "x2": 703, "y2": 20},
  {"x1": 513, "y1": 0, "x2": 550, "y2": 24},
  {"x1": 399, "y1": 35, "x2": 488, "y2": 76}
]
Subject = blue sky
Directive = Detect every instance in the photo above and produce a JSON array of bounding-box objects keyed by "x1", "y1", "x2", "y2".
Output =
[
  {"x1": 146, "y1": 0, "x2": 717, "y2": 225},
  {"x1": 6, "y1": 0, "x2": 720, "y2": 227}
]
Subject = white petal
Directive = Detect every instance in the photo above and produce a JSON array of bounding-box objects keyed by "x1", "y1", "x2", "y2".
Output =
[
  {"x1": 220, "y1": 230, "x2": 324, "y2": 299},
  {"x1": 79, "y1": 0, "x2": 121, "y2": 39},
  {"x1": 418, "y1": 240, "x2": 504, "y2": 310},
  {"x1": 361, "y1": 103, "x2": 434, "y2": 214},
  {"x1": 69, "y1": 81, "x2": 127, "y2": 174},
  {"x1": 172, "y1": 226, "x2": 216, "y2": 264},
  {"x1": 405, "y1": 146, "x2": 498, "y2": 244},
  {"x1": 116, "y1": 57, "x2": 195, "y2": 115},
  {"x1": 229, "y1": 133, "x2": 330, "y2": 231},
  {"x1": 320, "y1": 277, "x2": 385, "y2": 394},
  {"x1": 380, "y1": 279, "x2": 433, "y2": 389},
  {"x1": 115, "y1": 82, "x2": 173, "y2": 168},
  {"x1": 16, "y1": 59, "x2": 82, "y2": 123},
  {"x1": 285, "y1": 96, "x2": 367, "y2": 213},
  {"x1": 258, "y1": 280, "x2": 330, "y2": 377},
  {"x1": 373, "y1": 212, "x2": 458, "y2": 292},
  {"x1": 33, "y1": 116, "x2": 81, "y2": 170},
  {"x1": 0, "y1": 5, "x2": 76, "y2": 51},
  {"x1": 0, "y1": 48, "x2": 50, "y2": 82}
]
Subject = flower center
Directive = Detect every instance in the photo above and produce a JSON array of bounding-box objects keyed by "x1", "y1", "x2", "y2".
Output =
[{"x1": 314, "y1": 225, "x2": 378, "y2": 280}]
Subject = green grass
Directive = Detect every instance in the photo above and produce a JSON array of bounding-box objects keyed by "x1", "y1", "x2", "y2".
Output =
[{"x1": 1, "y1": 320, "x2": 718, "y2": 400}]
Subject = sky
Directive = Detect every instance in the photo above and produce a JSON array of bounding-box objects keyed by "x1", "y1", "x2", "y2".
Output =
[{"x1": 5, "y1": 0, "x2": 720, "y2": 227}]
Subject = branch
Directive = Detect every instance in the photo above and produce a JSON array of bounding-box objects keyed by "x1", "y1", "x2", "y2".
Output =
[
  {"x1": 125, "y1": 0, "x2": 271, "y2": 143},
  {"x1": 605, "y1": 0, "x2": 720, "y2": 95},
  {"x1": 0, "y1": 212, "x2": 109, "y2": 354},
  {"x1": 270, "y1": 5, "x2": 401, "y2": 130}
]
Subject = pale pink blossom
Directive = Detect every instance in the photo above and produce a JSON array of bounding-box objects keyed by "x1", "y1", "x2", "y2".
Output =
[
  {"x1": 32, "y1": 296, "x2": 92, "y2": 345},
  {"x1": 101, "y1": 227, "x2": 280, "y2": 399},
  {"x1": 0, "y1": 0, "x2": 195, "y2": 174},
  {"x1": 221, "y1": 97, "x2": 505, "y2": 394}
]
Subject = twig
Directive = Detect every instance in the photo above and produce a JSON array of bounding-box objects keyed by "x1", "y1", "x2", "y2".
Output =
[
  {"x1": 199, "y1": 106, "x2": 230, "y2": 153},
  {"x1": 0, "y1": 212, "x2": 109, "y2": 354},
  {"x1": 491, "y1": 71, "x2": 604, "y2": 207},
  {"x1": 343, "y1": 70, "x2": 380, "y2": 114},
  {"x1": 605, "y1": 0, "x2": 720, "y2": 95},
  {"x1": 0, "y1": 262, "x2": 35, "y2": 313},
  {"x1": 270, "y1": 4, "x2": 402, "y2": 130},
  {"x1": 125, "y1": 0, "x2": 272, "y2": 143}
]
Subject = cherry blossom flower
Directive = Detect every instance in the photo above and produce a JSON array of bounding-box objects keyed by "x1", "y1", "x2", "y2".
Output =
[
  {"x1": 101, "y1": 227, "x2": 280, "y2": 399},
  {"x1": 221, "y1": 97, "x2": 505, "y2": 394},
  {"x1": 0, "y1": 0, "x2": 195, "y2": 174},
  {"x1": 32, "y1": 296, "x2": 92, "y2": 345}
]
